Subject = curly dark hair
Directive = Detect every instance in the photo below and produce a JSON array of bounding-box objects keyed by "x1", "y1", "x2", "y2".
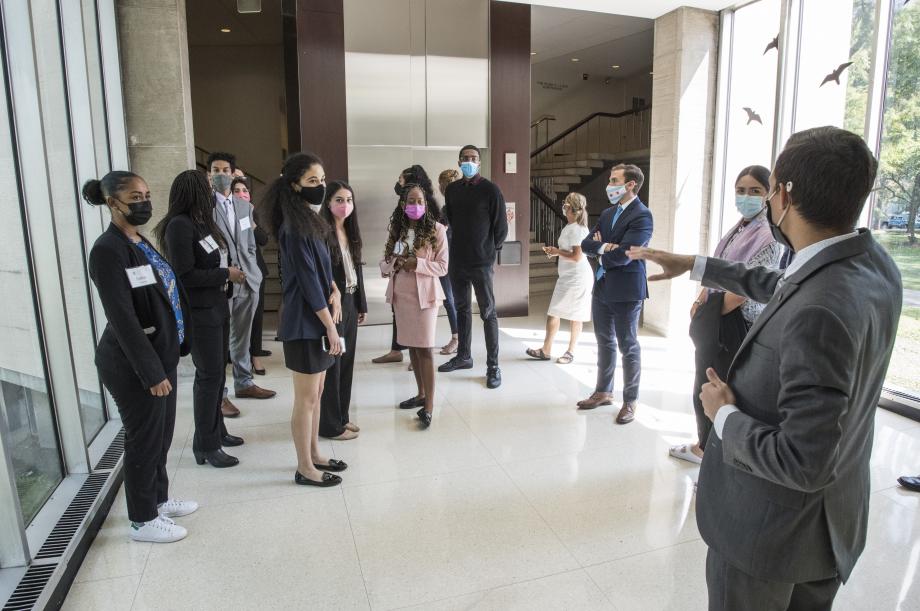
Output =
[
  {"x1": 154, "y1": 170, "x2": 227, "y2": 258},
  {"x1": 384, "y1": 184, "x2": 440, "y2": 259},
  {"x1": 261, "y1": 151, "x2": 331, "y2": 241},
  {"x1": 320, "y1": 180, "x2": 363, "y2": 265},
  {"x1": 400, "y1": 165, "x2": 441, "y2": 218}
]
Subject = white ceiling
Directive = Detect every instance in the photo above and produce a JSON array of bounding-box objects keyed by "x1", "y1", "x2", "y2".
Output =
[
  {"x1": 503, "y1": 0, "x2": 735, "y2": 20},
  {"x1": 531, "y1": 6, "x2": 654, "y2": 80}
]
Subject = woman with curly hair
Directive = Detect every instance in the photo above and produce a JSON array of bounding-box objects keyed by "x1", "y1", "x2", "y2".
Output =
[
  {"x1": 262, "y1": 151, "x2": 348, "y2": 487},
  {"x1": 380, "y1": 184, "x2": 448, "y2": 428}
]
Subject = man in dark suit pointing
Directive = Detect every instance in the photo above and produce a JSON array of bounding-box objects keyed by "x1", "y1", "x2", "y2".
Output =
[{"x1": 629, "y1": 126, "x2": 902, "y2": 611}]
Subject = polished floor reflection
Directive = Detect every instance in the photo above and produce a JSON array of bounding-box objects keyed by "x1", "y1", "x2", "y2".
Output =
[{"x1": 64, "y1": 302, "x2": 920, "y2": 610}]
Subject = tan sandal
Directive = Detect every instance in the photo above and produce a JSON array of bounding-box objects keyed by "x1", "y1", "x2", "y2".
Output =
[{"x1": 556, "y1": 351, "x2": 574, "y2": 364}]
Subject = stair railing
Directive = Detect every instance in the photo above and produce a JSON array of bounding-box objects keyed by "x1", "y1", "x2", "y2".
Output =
[
  {"x1": 530, "y1": 115, "x2": 556, "y2": 152},
  {"x1": 530, "y1": 105, "x2": 651, "y2": 169},
  {"x1": 530, "y1": 183, "x2": 566, "y2": 247}
]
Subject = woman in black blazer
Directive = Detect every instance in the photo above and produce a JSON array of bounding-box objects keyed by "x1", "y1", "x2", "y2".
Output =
[
  {"x1": 154, "y1": 170, "x2": 246, "y2": 468},
  {"x1": 263, "y1": 152, "x2": 346, "y2": 487},
  {"x1": 83, "y1": 171, "x2": 197, "y2": 544},
  {"x1": 318, "y1": 180, "x2": 367, "y2": 440}
]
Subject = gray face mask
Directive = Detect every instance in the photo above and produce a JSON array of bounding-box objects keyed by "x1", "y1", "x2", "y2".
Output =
[{"x1": 211, "y1": 174, "x2": 232, "y2": 193}]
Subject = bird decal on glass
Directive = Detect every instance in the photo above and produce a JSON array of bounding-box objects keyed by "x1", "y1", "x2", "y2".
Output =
[
  {"x1": 763, "y1": 35, "x2": 779, "y2": 55},
  {"x1": 743, "y1": 107, "x2": 763, "y2": 125},
  {"x1": 820, "y1": 62, "x2": 854, "y2": 86}
]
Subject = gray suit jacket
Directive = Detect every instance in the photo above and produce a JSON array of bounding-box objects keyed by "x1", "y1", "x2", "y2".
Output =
[
  {"x1": 696, "y1": 229, "x2": 901, "y2": 583},
  {"x1": 213, "y1": 194, "x2": 263, "y2": 294}
]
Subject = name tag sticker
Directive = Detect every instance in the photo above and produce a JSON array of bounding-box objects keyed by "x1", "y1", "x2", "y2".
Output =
[
  {"x1": 199, "y1": 235, "x2": 219, "y2": 253},
  {"x1": 239, "y1": 216, "x2": 252, "y2": 231},
  {"x1": 126, "y1": 265, "x2": 157, "y2": 288}
]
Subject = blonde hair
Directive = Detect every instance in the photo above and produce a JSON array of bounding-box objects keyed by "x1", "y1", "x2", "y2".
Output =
[
  {"x1": 563, "y1": 192, "x2": 588, "y2": 227},
  {"x1": 438, "y1": 169, "x2": 461, "y2": 195}
]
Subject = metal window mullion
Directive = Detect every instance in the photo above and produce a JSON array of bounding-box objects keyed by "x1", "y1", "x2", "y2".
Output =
[
  {"x1": 96, "y1": 0, "x2": 128, "y2": 170},
  {"x1": 773, "y1": 0, "x2": 802, "y2": 161},
  {"x1": 708, "y1": 8, "x2": 734, "y2": 257}
]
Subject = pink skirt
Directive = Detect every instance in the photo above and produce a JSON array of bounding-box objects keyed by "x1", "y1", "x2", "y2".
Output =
[{"x1": 393, "y1": 270, "x2": 438, "y2": 348}]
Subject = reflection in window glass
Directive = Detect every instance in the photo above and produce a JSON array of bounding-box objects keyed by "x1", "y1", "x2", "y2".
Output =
[
  {"x1": 873, "y1": 1, "x2": 920, "y2": 398},
  {"x1": 32, "y1": 0, "x2": 107, "y2": 441},
  {"x1": 0, "y1": 40, "x2": 64, "y2": 525},
  {"x1": 794, "y1": 0, "x2": 876, "y2": 134},
  {"x1": 718, "y1": 0, "x2": 781, "y2": 238}
]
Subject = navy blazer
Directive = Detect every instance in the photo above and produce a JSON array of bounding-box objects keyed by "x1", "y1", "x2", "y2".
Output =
[
  {"x1": 581, "y1": 197, "x2": 654, "y2": 302},
  {"x1": 88, "y1": 224, "x2": 192, "y2": 388},
  {"x1": 277, "y1": 225, "x2": 334, "y2": 341},
  {"x1": 163, "y1": 214, "x2": 231, "y2": 327}
]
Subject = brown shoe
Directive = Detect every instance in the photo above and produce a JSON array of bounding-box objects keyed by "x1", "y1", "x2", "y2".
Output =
[
  {"x1": 616, "y1": 401, "x2": 637, "y2": 424},
  {"x1": 235, "y1": 385, "x2": 277, "y2": 400},
  {"x1": 576, "y1": 392, "x2": 613, "y2": 410},
  {"x1": 221, "y1": 398, "x2": 240, "y2": 418},
  {"x1": 372, "y1": 351, "x2": 404, "y2": 364}
]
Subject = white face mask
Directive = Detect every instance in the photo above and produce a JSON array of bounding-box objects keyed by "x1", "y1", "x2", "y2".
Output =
[{"x1": 606, "y1": 184, "x2": 627, "y2": 205}]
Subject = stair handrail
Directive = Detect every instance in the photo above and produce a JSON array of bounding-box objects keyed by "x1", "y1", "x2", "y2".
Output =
[
  {"x1": 530, "y1": 185, "x2": 565, "y2": 220},
  {"x1": 195, "y1": 145, "x2": 268, "y2": 187},
  {"x1": 530, "y1": 105, "x2": 651, "y2": 159}
]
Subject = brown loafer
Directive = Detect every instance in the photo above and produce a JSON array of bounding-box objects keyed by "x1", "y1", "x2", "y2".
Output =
[
  {"x1": 372, "y1": 351, "x2": 404, "y2": 364},
  {"x1": 616, "y1": 401, "x2": 637, "y2": 424},
  {"x1": 235, "y1": 385, "x2": 277, "y2": 400},
  {"x1": 576, "y1": 392, "x2": 613, "y2": 410},
  {"x1": 221, "y1": 398, "x2": 240, "y2": 418}
]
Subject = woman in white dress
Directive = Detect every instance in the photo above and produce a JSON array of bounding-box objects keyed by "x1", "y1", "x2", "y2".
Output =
[{"x1": 526, "y1": 193, "x2": 594, "y2": 364}]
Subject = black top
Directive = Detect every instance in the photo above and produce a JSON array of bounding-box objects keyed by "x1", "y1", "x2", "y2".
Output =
[
  {"x1": 277, "y1": 224, "x2": 334, "y2": 340},
  {"x1": 163, "y1": 214, "x2": 231, "y2": 326},
  {"x1": 253, "y1": 208, "x2": 270, "y2": 276},
  {"x1": 330, "y1": 243, "x2": 368, "y2": 315},
  {"x1": 88, "y1": 224, "x2": 192, "y2": 388},
  {"x1": 443, "y1": 175, "x2": 508, "y2": 267}
]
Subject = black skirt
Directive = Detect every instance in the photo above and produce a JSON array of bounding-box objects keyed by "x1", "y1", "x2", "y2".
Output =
[{"x1": 283, "y1": 338, "x2": 335, "y2": 374}]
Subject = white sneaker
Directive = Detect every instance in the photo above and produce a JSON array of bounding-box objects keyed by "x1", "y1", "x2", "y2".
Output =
[
  {"x1": 130, "y1": 515, "x2": 188, "y2": 543},
  {"x1": 157, "y1": 499, "x2": 199, "y2": 518}
]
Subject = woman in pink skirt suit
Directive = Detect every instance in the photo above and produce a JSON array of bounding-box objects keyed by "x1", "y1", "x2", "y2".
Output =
[{"x1": 380, "y1": 184, "x2": 449, "y2": 428}]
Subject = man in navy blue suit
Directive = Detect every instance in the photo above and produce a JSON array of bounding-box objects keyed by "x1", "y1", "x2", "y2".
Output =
[{"x1": 578, "y1": 164, "x2": 653, "y2": 423}]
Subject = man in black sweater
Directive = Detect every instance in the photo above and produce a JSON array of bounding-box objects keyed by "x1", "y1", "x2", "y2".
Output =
[{"x1": 438, "y1": 145, "x2": 508, "y2": 389}]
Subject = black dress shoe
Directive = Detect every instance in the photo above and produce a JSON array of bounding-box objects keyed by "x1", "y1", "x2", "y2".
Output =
[
  {"x1": 313, "y1": 459, "x2": 348, "y2": 472},
  {"x1": 417, "y1": 407, "x2": 432, "y2": 429},
  {"x1": 486, "y1": 367, "x2": 502, "y2": 389},
  {"x1": 194, "y1": 448, "x2": 239, "y2": 468},
  {"x1": 295, "y1": 471, "x2": 342, "y2": 487},
  {"x1": 898, "y1": 475, "x2": 920, "y2": 492},
  {"x1": 222, "y1": 434, "x2": 245, "y2": 447},
  {"x1": 254, "y1": 349, "x2": 272, "y2": 357},
  {"x1": 399, "y1": 396, "x2": 426, "y2": 409},
  {"x1": 438, "y1": 356, "x2": 473, "y2": 373}
]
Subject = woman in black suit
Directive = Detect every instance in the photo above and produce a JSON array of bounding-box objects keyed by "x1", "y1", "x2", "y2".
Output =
[
  {"x1": 263, "y1": 152, "x2": 347, "y2": 487},
  {"x1": 318, "y1": 181, "x2": 367, "y2": 440},
  {"x1": 154, "y1": 170, "x2": 246, "y2": 468},
  {"x1": 83, "y1": 171, "x2": 197, "y2": 544}
]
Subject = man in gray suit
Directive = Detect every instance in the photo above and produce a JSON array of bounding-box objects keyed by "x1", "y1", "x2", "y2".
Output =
[
  {"x1": 629, "y1": 126, "x2": 902, "y2": 610},
  {"x1": 209, "y1": 152, "x2": 276, "y2": 407}
]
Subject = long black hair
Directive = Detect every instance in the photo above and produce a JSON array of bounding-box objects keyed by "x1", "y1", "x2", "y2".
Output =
[
  {"x1": 320, "y1": 180, "x2": 363, "y2": 265},
  {"x1": 384, "y1": 184, "x2": 440, "y2": 259},
  {"x1": 735, "y1": 165, "x2": 771, "y2": 191},
  {"x1": 262, "y1": 151, "x2": 331, "y2": 241},
  {"x1": 400, "y1": 164, "x2": 441, "y2": 217},
  {"x1": 154, "y1": 170, "x2": 227, "y2": 257}
]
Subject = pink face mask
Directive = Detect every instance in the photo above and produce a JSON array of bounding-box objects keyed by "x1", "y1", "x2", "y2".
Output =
[
  {"x1": 404, "y1": 204, "x2": 425, "y2": 220},
  {"x1": 235, "y1": 191, "x2": 251, "y2": 202},
  {"x1": 331, "y1": 202, "x2": 354, "y2": 219}
]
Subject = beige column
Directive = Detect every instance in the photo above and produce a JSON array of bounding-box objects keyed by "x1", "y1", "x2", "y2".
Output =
[
  {"x1": 115, "y1": 0, "x2": 195, "y2": 236},
  {"x1": 645, "y1": 7, "x2": 719, "y2": 336}
]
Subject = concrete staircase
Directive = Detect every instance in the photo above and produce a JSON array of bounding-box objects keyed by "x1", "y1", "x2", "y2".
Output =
[{"x1": 528, "y1": 231, "x2": 558, "y2": 297}]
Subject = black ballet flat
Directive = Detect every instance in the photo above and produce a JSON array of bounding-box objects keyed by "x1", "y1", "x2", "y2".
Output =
[
  {"x1": 194, "y1": 449, "x2": 239, "y2": 468},
  {"x1": 313, "y1": 459, "x2": 348, "y2": 472},
  {"x1": 399, "y1": 396, "x2": 425, "y2": 409},
  {"x1": 417, "y1": 407, "x2": 432, "y2": 429},
  {"x1": 294, "y1": 471, "x2": 342, "y2": 487},
  {"x1": 221, "y1": 434, "x2": 245, "y2": 447}
]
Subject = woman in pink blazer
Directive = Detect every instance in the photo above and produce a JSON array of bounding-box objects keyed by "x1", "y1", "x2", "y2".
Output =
[{"x1": 380, "y1": 184, "x2": 448, "y2": 428}]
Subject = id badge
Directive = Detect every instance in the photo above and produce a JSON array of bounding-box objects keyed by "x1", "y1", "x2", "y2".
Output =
[
  {"x1": 239, "y1": 216, "x2": 252, "y2": 231},
  {"x1": 199, "y1": 235, "x2": 219, "y2": 253},
  {"x1": 126, "y1": 265, "x2": 157, "y2": 288}
]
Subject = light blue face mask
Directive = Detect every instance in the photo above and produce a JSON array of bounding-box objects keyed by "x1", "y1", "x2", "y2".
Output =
[
  {"x1": 460, "y1": 161, "x2": 479, "y2": 179},
  {"x1": 735, "y1": 194, "x2": 764, "y2": 219},
  {"x1": 606, "y1": 184, "x2": 626, "y2": 205}
]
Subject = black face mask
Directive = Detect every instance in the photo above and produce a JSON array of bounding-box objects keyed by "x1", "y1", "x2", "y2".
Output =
[
  {"x1": 296, "y1": 184, "x2": 326, "y2": 207},
  {"x1": 116, "y1": 199, "x2": 153, "y2": 226},
  {"x1": 766, "y1": 188, "x2": 793, "y2": 252},
  {"x1": 394, "y1": 182, "x2": 403, "y2": 196}
]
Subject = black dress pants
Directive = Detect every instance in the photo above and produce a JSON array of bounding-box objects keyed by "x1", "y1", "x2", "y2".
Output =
[
  {"x1": 191, "y1": 313, "x2": 230, "y2": 452},
  {"x1": 99, "y1": 366, "x2": 177, "y2": 523},
  {"x1": 250, "y1": 277, "x2": 265, "y2": 355},
  {"x1": 320, "y1": 292, "x2": 358, "y2": 437},
  {"x1": 450, "y1": 264, "x2": 499, "y2": 368}
]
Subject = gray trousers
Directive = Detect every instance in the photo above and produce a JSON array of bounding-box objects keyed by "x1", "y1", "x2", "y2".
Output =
[
  {"x1": 706, "y1": 548, "x2": 840, "y2": 611},
  {"x1": 227, "y1": 286, "x2": 258, "y2": 391}
]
